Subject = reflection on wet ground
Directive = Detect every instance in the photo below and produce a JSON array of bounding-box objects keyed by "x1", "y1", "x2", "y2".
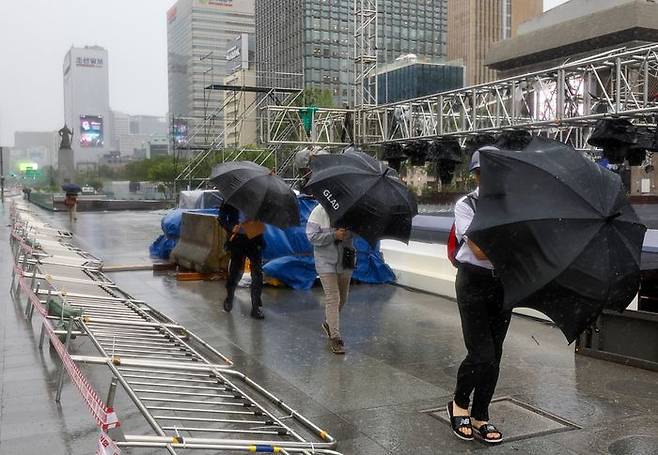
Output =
[{"x1": 1, "y1": 205, "x2": 657, "y2": 454}]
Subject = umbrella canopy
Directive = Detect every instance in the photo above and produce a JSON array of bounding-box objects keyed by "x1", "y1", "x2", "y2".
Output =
[
  {"x1": 305, "y1": 150, "x2": 418, "y2": 244},
  {"x1": 468, "y1": 137, "x2": 646, "y2": 343},
  {"x1": 210, "y1": 161, "x2": 300, "y2": 229},
  {"x1": 61, "y1": 183, "x2": 82, "y2": 194}
]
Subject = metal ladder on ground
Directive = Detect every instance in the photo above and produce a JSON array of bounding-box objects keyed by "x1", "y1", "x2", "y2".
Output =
[{"x1": 10, "y1": 202, "x2": 343, "y2": 454}]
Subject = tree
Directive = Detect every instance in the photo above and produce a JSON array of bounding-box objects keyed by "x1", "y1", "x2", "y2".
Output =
[
  {"x1": 148, "y1": 159, "x2": 178, "y2": 198},
  {"x1": 301, "y1": 88, "x2": 334, "y2": 108}
]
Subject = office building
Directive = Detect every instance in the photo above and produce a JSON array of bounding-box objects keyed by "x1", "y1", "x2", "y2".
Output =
[
  {"x1": 147, "y1": 136, "x2": 171, "y2": 158},
  {"x1": 167, "y1": 0, "x2": 255, "y2": 143},
  {"x1": 377, "y1": 56, "x2": 464, "y2": 104},
  {"x1": 256, "y1": 0, "x2": 449, "y2": 107},
  {"x1": 112, "y1": 111, "x2": 168, "y2": 155},
  {"x1": 223, "y1": 34, "x2": 257, "y2": 148},
  {"x1": 447, "y1": 0, "x2": 543, "y2": 85},
  {"x1": 63, "y1": 45, "x2": 111, "y2": 163}
]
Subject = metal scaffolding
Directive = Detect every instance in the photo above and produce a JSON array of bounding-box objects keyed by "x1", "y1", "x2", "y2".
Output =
[
  {"x1": 9, "y1": 202, "x2": 343, "y2": 454},
  {"x1": 262, "y1": 43, "x2": 658, "y2": 149}
]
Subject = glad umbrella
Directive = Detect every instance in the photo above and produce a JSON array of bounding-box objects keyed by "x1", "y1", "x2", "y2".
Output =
[
  {"x1": 468, "y1": 137, "x2": 646, "y2": 343},
  {"x1": 210, "y1": 161, "x2": 300, "y2": 229},
  {"x1": 305, "y1": 150, "x2": 418, "y2": 244}
]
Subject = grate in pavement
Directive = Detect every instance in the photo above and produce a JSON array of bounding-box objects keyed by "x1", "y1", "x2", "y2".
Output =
[{"x1": 422, "y1": 396, "x2": 581, "y2": 444}]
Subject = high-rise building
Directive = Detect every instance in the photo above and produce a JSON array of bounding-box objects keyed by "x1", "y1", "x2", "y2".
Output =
[
  {"x1": 63, "y1": 45, "x2": 111, "y2": 163},
  {"x1": 167, "y1": 0, "x2": 255, "y2": 144},
  {"x1": 377, "y1": 56, "x2": 464, "y2": 104},
  {"x1": 447, "y1": 0, "x2": 543, "y2": 86},
  {"x1": 256, "y1": 0, "x2": 449, "y2": 107},
  {"x1": 223, "y1": 33, "x2": 257, "y2": 148}
]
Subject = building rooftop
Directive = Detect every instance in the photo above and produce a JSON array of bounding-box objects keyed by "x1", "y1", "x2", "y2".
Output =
[{"x1": 486, "y1": 0, "x2": 658, "y2": 72}]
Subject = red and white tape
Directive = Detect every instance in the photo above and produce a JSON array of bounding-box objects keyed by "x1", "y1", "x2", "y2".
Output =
[{"x1": 13, "y1": 259, "x2": 120, "y2": 431}]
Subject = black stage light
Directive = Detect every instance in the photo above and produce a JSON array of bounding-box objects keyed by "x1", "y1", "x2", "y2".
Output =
[
  {"x1": 495, "y1": 130, "x2": 533, "y2": 151},
  {"x1": 429, "y1": 139, "x2": 463, "y2": 185},
  {"x1": 405, "y1": 140, "x2": 430, "y2": 166},
  {"x1": 382, "y1": 142, "x2": 407, "y2": 173}
]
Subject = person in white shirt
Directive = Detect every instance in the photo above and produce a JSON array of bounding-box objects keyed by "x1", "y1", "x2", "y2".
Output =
[
  {"x1": 447, "y1": 149, "x2": 511, "y2": 444},
  {"x1": 306, "y1": 204, "x2": 354, "y2": 355}
]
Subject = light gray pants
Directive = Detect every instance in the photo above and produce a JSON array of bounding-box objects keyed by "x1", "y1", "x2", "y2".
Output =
[{"x1": 319, "y1": 272, "x2": 352, "y2": 339}]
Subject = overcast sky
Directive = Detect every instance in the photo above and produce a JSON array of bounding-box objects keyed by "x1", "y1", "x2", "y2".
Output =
[{"x1": 0, "y1": 0, "x2": 569, "y2": 146}]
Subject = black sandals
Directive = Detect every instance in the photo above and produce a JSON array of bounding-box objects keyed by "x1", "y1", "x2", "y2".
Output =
[
  {"x1": 446, "y1": 401, "x2": 474, "y2": 441},
  {"x1": 473, "y1": 422, "x2": 503, "y2": 443}
]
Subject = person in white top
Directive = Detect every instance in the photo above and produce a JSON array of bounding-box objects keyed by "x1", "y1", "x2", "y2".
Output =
[
  {"x1": 306, "y1": 204, "x2": 354, "y2": 355},
  {"x1": 447, "y1": 149, "x2": 511, "y2": 444}
]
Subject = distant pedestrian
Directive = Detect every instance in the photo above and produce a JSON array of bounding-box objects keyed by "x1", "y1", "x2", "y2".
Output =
[
  {"x1": 306, "y1": 203, "x2": 355, "y2": 354},
  {"x1": 447, "y1": 149, "x2": 510, "y2": 444},
  {"x1": 219, "y1": 202, "x2": 266, "y2": 319},
  {"x1": 64, "y1": 193, "x2": 78, "y2": 222}
]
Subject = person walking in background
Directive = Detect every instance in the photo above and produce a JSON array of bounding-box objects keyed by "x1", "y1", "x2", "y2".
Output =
[
  {"x1": 219, "y1": 202, "x2": 266, "y2": 319},
  {"x1": 64, "y1": 193, "x2": 78, "y2": 222},
  {"x1": 306, "y1": 203, "x2": 355, "y2": 354},
  {"x1": 447, "y1": 149, "x2": 510, "y2": 444}
]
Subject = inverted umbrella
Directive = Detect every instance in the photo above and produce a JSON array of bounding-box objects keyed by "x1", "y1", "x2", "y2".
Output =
[
  {"x1": 210, "y1": 161, "x2": 300, "y2": 229},
  {"x1": 305, "y1": 150, "x2": 418, "y2": 244},
  {"x1": 468, "y1": 137, "x2": 646, "y2": 343},
  {"x1": 61, "y1": 183, "x2": 82, "y2": 194}
]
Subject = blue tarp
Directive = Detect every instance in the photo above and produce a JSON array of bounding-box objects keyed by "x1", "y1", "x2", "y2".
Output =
[
  {"x1": 149, "y1": 198, "x2": 395, "y2": 288},
  {"x1": 262, "y1": 196, "x2": 395, "y2": 289}
]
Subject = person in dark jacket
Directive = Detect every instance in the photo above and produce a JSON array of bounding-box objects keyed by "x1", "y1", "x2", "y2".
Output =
[{"x1": 219, "y1": 203, "x2": 266, "y2": 319}]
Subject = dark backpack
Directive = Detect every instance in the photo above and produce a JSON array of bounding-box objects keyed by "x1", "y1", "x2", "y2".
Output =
[{"x1": 447, "y1": 193, "x2": 477, "y2": 267}]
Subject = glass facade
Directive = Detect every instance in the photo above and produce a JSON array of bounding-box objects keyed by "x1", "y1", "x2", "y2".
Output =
[
  {"x1": 257, "y1": 0, "x2": 449, "y2": 107},
  {"x1": 167, "y1": 0, "x2": 255, "y2": 140},
  {"x1": 377, "y1": 63, "x2": 464, "y2": 104}
]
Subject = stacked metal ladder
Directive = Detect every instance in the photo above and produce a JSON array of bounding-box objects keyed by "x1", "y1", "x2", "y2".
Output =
[{"x1": 10, "y1": 202, "x2": 343, "y2": 454}]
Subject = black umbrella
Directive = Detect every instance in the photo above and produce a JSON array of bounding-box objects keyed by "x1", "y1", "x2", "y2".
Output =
[
  {"x1": 210, "y1": 161, "x2": 300, "y2": 229},
  {"x1": 61, "y1": 183, "x2": 82, "y2": 194},
  {"x1": 305, "y1": 150, "x2": 418, "y2": 244},
  {"x1": 468, "y1": 137, "x2": 646, "y2": 343}
]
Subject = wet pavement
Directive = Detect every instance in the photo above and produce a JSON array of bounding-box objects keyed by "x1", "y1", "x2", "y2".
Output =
[{"x1": 1, "y1": 202, "x2": 658, "y2": 454}]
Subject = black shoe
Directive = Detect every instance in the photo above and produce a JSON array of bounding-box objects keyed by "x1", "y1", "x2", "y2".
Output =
[
  {"x1": 329, "y1": 337, "x2": 345, "y2": 354},
  {"x1": 223, "y1": 298, "x2": 233, "y2": 313},
  {"x1": 250, "y1": 307, "x2": 265, "y2": 319}
]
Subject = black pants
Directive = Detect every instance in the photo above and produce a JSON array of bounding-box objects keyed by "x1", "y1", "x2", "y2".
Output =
[
  {"x1": 454, "y1": 263, "x2": 511, "y2": 421},
  {"x1": 225, "y1": 234, "x2": 263, "y2": 308}
]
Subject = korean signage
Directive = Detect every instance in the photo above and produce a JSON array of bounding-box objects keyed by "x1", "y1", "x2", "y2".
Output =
[
  {"x1": 226, "y1": 34, "x2": 251, "y2": 74},
  {"x1": 76, "y1": 56, "x2": 104, "y2": 68}
]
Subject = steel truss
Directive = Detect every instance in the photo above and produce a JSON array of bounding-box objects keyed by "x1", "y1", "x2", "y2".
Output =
[
  {"x1": 354, "y1": 0, "x2": 378, "y2": 110},
  {"x1": 9, "y1": 202, "x2": 343, "y2": 455},
  {"x1": 175, "y1": 87, "x2": 302, "y2": 191},
  {"x1": 263, "y1": 43, "x2": 658, "y2": 148}
]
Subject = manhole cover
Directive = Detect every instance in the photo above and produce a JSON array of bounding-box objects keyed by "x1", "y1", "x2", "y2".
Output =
[
  {"x1": 608, "y1": 436, "x2": 658, "y2": 455},
  {"x1": 422, "y1": 397, "x2": 580, "y2": 444}
]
